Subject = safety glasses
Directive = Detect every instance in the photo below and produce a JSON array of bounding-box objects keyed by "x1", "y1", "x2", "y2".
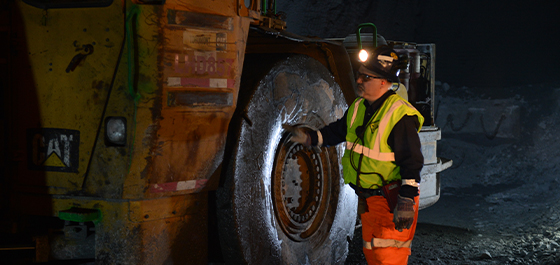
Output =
[{"x1": 357, "y1": 72, "x2": 385, "y2": 82}]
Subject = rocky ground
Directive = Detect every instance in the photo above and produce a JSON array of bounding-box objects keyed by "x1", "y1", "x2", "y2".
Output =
[{"x1": 345, "y1": 82, "x2": 560, "y2": 265}]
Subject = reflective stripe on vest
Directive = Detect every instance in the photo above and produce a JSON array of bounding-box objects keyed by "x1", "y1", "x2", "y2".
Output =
[
  {"x1": 346, "y1": 100, "x2": 411, "y2": 162},
  {"x1": 363, "y1": 238, "x2": 412, "y2": 249},
  {"x1": 345, "y1": 142, "x2": 395, "y2": 161},
  {"x1": 350, "y1": 98, "x2": 364, "y2": 127}
]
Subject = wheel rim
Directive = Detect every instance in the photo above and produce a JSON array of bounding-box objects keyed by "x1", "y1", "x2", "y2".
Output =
[{"x1": 272, "y1": 134, "x2": 331, "y2": 242}]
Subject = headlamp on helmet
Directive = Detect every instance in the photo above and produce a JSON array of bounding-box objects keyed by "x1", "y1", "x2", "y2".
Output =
[
  {"x1": 354, "y1": 23, "x2": 408, "y2": 83},
  {"x1": 356, "y1": 23, "x2": 377, "y2": 63},
  {"x1": 358, "y1": 49, "x2": 369, "y2": 62}
]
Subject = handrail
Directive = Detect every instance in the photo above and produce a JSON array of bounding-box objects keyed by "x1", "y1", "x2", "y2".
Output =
[{"x1": 356, "y1": 23, "x2": 377, "y2": 49}]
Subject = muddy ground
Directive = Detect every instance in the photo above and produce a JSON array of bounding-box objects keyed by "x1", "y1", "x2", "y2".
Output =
[{"x1": 345, "y1": 82, "x2": 560, "y2": 265}]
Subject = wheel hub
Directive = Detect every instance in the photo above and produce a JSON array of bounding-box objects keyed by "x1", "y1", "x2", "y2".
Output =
[{"x1": 272, "y1": 136, "x2": 331, "y2": 241}]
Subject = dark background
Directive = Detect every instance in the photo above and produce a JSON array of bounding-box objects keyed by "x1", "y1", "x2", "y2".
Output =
[{"x1": 277, "y1": 0, "x2": 560, "y2": 89}]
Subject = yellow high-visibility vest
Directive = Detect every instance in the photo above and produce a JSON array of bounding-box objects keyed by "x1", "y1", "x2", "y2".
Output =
[{"x1": 342, "y1": 94, "x2": 424, "y2": 189}]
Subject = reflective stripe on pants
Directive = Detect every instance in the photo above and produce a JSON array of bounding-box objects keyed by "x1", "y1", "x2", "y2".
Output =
[{"x1": 363, "y1": 238, "x2": 412, "y2": 249}]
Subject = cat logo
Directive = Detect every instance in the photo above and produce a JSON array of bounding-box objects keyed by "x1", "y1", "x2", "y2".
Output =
[
  {"x1": 369, "y1": 122, "x2": 379, "y2": 134},
  {"x1": 27, "y1": 129, "x2": 80, "y2": 173}
]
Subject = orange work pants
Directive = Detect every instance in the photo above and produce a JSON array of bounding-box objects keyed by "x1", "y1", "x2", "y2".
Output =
[{"x1": 361, "y1": 195, "x2": 419, "y2": 265}]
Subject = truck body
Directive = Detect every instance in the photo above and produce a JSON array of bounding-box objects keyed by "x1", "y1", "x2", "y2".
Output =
[{"x1": 0, "y1": 0, "x2": 450, "y2": 264}]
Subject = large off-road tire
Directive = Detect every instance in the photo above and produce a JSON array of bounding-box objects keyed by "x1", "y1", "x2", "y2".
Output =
[{"x1": 217, "y1": 54, "x2": 358, "y2": 264}]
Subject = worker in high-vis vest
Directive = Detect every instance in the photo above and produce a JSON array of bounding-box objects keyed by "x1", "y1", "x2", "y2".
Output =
[{"x1": 284, "y1": 45, "x2": 424, "y2": 265}]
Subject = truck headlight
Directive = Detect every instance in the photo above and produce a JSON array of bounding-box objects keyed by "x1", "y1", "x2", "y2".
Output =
[{"x1": 105, "y1": 117, "x2": 127, "y2": 146}]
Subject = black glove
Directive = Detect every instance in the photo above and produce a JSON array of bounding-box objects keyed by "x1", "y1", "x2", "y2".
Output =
[
  {"x1": 392, "y1": 195, "x2": 415, "y2": 232},
  {"x1": 282, "y1": 124, "x2": 311, "y2": 146}
]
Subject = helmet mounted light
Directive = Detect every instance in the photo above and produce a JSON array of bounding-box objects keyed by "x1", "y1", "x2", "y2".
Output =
[
  {"x1": 355, "y1": 23, "x2": 407, "y2": 83},
  {"x1": 356, "y1": 23, "x2": 377, "y2": 64},
  {"x1": 358, "y1": 49, "x2": 369, "y2": 62}
]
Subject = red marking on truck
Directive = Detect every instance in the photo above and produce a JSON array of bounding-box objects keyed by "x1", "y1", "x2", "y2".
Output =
[
  {"x1": 174, "y1": 53, "x2": 234, "y2": 76},
  {"x1": 167, "y1": 77, "x2": 234, "y2": 88},
  {"x1": 149, "y1": 179, "x2": 208, "y2": 193}
]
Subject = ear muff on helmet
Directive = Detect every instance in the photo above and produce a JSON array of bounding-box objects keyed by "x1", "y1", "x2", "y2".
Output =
[{"x1": 360, "y1": 45, "x2": 409, "y2": 83}]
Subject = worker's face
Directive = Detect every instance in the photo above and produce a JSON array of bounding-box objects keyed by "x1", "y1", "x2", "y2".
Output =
[{"x1": 356, "y1": 71, "x2": 388, "y2": 103}]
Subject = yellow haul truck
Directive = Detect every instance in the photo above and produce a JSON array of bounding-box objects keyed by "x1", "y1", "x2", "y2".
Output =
[{"x1": 0, "y1": 0, "x2": 450, "y2": 264}]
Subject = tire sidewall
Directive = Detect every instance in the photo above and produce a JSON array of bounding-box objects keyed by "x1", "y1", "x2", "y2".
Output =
[{"x1": 223, "y1": 55, "x2": 357, "y2": 264}]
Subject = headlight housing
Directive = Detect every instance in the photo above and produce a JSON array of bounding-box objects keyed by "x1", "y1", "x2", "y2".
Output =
[{"x1": 105, "y1": 117, "x2": 127, "y2": 146}]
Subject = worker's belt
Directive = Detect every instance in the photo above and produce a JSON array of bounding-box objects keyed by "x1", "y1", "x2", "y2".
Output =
[{"x1": 349, "y1": 183, "x2": 383, "y2": 198}]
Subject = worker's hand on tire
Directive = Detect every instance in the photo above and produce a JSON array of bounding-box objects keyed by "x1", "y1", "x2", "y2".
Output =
[
  {"x1": 282, "y1": 124, "x2": 311, "y2": 146},
  {"x1": 392, "y1": 195, "x2": 416, "y2": 232}
]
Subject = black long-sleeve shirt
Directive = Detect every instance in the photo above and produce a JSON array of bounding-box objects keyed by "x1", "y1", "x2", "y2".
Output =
[{"x1": 310, "y1": 91, "x2": 423, "y2": 198}]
